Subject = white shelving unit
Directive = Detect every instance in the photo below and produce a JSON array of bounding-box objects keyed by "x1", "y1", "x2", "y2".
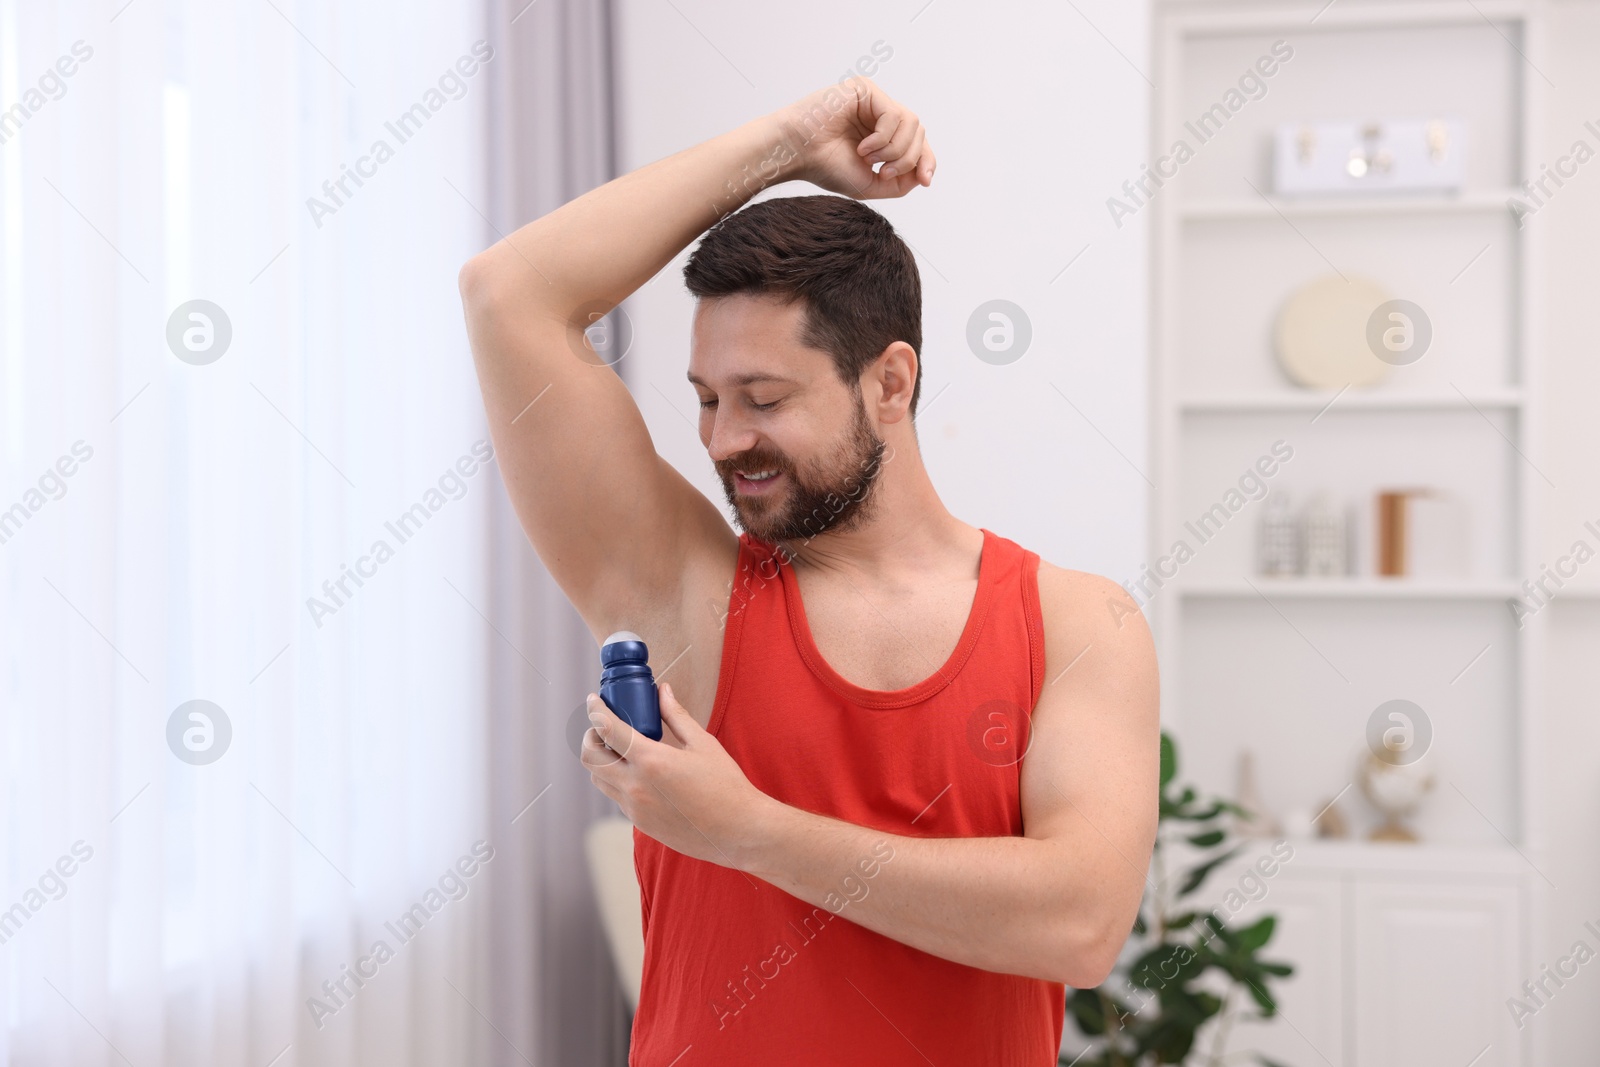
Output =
[
  {"x1": 1180, "y1": 579, "x2": 1525, "y2": 600},
  {"x1": 1148, "y1": 3, "x2": 1547, "y2": 1064},
  {"x1": 1180, "y1": 390, "x2": 1525, "y2": 413},
  {"x1": 1180, "y1": 188, "x2": 1525, "y2": 219}
]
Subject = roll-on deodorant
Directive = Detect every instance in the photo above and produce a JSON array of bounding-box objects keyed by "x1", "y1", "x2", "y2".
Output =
[{"x1": 599, "y1": 631, "x2": 662, "y2": 742}]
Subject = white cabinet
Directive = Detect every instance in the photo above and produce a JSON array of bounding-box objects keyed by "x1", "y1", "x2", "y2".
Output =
[
  {"x1": 1352, "y1": 880, "x2": 1525, "y2": 1067},
  {"x1": 1197, "y1": 842, "x2": 1531, "y2": 1067}
]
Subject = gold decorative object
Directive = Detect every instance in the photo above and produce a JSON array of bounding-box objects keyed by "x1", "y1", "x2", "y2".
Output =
[{"x1": 1359, "y1": 739, "x2": 1435, "y2": 842}]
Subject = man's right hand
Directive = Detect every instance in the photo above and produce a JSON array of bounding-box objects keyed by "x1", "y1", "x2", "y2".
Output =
[{"x1": 781, "y1": 78, "x2": 937, "y2": 200}]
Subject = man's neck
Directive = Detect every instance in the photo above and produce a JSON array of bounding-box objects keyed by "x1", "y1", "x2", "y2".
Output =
[{"x1": 777, "y1": 444, "x2": 980, "y2": 581}]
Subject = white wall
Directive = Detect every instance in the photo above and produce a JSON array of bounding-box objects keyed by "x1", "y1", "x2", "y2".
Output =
[
  {"x1": 612, "y1": 0, "x2": 1150, "y2": 579},
  {"x1": 1530, "y1": 3, "x2": 1600, "y2": 1060}
]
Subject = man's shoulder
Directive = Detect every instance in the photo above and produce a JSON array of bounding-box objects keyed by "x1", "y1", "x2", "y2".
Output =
[
  {"x1": 982, "y1": 529, "x2": 1146, "y2": 643},
  {"x1": 1033, "y1": 557, "x2": 1137, "y2": 612},
  {"x1": 1030, "y1": 556, "x2": 1153, "y2": 681}
]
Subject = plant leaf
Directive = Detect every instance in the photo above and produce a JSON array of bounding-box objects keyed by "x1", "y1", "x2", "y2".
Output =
[
  {"x1": 1160, "y1": 786, "x2": 1199, "y2": 819},
  {"x1": 1244, "y1": 976, "x2": 1278, "y2": 1015},
  {"x1": 1186, "y1": 829, "x2": 1226, "y2": 847},
  {"x1": 1234, "y1": 915, "x2": 1276, "y2": 952},
  {"x1": 1068, "y1": 988, "x2": 1107, "y2": 1035},
  {"x1": 1180, "y1": 799, "x2": 1246, "y2": 821},
  {"x1": 1060, "y1": 1051, "x2": 1107, "y2": 1067},
  {"x1": 1152, "y1": 985, "x2": 1222, "y2": 1029},
  {"x1": 1160, "y1": 732, "x2": 1177, "y2": 786},
  {"x1": 1145, "y1": 1017, "x2": 1197, "y2": 1063},
  {"x1": 1128, "y1": 944, "x2": 1191, "y2": 989},
  {"x1": 1178, "y1": 846, "x2": 1243, "y2": 897}
]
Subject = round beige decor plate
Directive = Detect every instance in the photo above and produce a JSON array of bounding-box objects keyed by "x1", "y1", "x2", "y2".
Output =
[{"x1": 1273, "y1": 275, "x2": 1393, "y2": 389}]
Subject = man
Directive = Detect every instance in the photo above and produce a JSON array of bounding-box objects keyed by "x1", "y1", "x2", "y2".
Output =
[{"x1": 459, "y1": 76, "x2": 1158, "y2": 1065}]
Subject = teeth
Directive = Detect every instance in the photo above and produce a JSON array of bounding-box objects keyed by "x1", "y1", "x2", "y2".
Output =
[{"x1": 742, "y1": 470, "x2": 777, "y2": 481}]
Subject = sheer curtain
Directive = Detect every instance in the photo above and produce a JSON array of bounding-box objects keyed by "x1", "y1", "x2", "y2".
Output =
[
  {"x1": 1, "y1": 1, "x2": 504, "y2": 1063},
  {"x1": 478, "y1": 1, "x2": 634, "y2": 1064}
]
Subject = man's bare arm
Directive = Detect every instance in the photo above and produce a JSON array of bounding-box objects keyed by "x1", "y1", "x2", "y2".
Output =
[{"x1": 456, "y1": 78, "x2": 936, "y2": 641}]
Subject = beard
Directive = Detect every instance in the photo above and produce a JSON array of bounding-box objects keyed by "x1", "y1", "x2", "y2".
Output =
[{"x1": 715, "y1": 394, "x2": 888, "y2": 546}]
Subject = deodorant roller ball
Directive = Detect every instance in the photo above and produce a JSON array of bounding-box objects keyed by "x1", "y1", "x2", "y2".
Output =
[{"x1": 599, "y1": 631, "x2": 663, "y2": 742}]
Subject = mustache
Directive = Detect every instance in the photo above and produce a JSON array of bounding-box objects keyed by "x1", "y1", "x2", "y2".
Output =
[{"x1": 715, "y1": 449, "x2": 790, "y2": 479}]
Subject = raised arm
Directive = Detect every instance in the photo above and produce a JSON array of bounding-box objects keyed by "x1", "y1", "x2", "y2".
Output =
[{"x1": 456, "y1": 78, "x2": 936, "y2": 641}]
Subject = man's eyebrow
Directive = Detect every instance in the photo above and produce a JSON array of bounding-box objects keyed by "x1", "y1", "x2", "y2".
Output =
[{"x1": 685, "y1": 372, "x2": 797, "y2": 388}]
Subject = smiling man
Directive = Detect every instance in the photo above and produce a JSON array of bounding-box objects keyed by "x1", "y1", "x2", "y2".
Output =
[{"x1": 458, "y1": 76, "x2": 1158, "y2": 1066}]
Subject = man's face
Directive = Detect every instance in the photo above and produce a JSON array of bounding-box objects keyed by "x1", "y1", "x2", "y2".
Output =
[{"x1": 688, "y1": 293, "x2": 887, "y2": 545}]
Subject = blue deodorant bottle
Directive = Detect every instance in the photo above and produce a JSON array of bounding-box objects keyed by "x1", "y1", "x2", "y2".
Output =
[{"x1": 599, "y1": 631, "x2": 663, "y2": 742}]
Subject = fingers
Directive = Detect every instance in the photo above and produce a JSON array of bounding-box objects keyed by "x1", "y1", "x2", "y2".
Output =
[
  {"x1": 659, "y1": 682, "x2": 690, "y2": 722},
  {"x1": 874, "y1": 136, "x2": 933, "y2": 196},
  {"x1": 580, "y1": 722, "x2": 625, "y2": 769},
  {"x1": 805, "y1": 77, "x2": 933, "y2": 200},
  {"x1": 656, "y1": 683, "x2": 697, "y2": 747},
  {"x1": 858, "y1": 107, "x2": 903, "y2": 160},
  {"x1": 588, "y1": 767, "x2": 622, "y2": 806},
  {"x1": 854, "y1": 89, "x2": 933, "y2": 193},
  {"x1": 883, "y1": 134, "x2": 926, "y2": 189},
  {"x1": 586, "y1": 692, "x2": 640, "y2": 761},
  {"x1": 875, "y1": 116, "x2": 921, "y2": 177}
]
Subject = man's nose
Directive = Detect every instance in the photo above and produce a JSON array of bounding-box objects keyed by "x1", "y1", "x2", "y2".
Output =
[{"x1": 705, "y1": 408, "x2": 759, "y2": 464}]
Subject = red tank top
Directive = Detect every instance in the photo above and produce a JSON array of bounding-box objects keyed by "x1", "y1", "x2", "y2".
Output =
[{"x1": 629, "y1": 527, "x2": 1065, "y2": 1066}]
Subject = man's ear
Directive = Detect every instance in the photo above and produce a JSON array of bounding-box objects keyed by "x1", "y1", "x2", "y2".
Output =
[{"x1": 866, "y1": 341, "x2": 918, "y2": 425}]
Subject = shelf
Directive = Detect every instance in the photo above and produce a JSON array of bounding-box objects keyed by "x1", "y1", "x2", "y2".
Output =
[
  {"x1": 1178, "y1": 579, "x2": 1522, "y2": 600},
  {"x1": 1179, "y1": 190, "x2": 1523, "y2": 221},
  {"x1": 1166, "y1": 1, "x2": 1534, "y2": 36},
  {"x1": 1178, "y1": 390, "x2": 1524, "y2": 414},
  {"x1": 1200, "y1": 838, "x2": 1536, "y2": 878}
]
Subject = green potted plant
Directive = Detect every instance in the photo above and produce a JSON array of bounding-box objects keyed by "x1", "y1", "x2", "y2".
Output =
[{"x1": 1061, "y1": 733, "x2": 1295, "y2": 1066}]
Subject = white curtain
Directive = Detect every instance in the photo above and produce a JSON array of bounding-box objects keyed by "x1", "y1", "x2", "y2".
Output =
[
  {"x1": 476, "y1": 0, "x2": 634, "y2": 1062},
  {"x1": 1, "y1": 1, "x2": 501, "y2": 1063}
]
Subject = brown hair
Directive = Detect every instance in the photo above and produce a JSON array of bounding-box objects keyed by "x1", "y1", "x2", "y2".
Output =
[{"x1": 683, "y1": 195, "x2": 924, "y2": 415}]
